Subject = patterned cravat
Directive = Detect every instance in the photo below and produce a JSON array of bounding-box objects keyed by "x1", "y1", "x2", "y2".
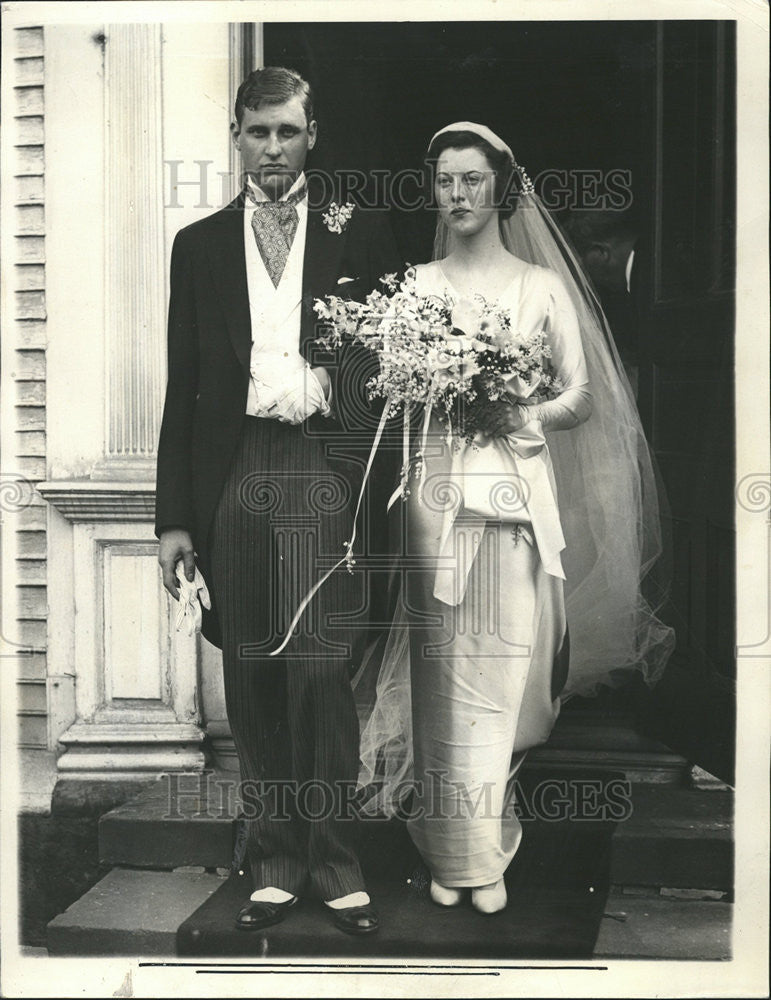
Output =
[{"x1": 249, "y1": 182, "x2": 307, "y2": 288}]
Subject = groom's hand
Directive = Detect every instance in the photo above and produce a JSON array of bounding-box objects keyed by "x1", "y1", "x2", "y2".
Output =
[
  {"x1": 267, "y1": 366, "x2": 331, "y2": 423},
  {"x1": 159, "y1": 528, "x2": 195, "y2": 601}
]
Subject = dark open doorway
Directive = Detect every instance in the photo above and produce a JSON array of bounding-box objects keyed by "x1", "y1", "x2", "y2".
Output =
[
  {"x1": 261, "y1": 19, "x2": 736, "y2": 782},
  {"x1": 264, "y1": 20, "x2": 654, "y2": 262}
]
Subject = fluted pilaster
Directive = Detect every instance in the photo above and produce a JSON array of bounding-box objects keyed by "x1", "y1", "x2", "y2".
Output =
[{"x1": 97, "y1": 23, "x2": 165, "y2": 477}]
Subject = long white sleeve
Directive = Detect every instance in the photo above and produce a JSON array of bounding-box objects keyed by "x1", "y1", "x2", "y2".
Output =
[
  {"x1": 525, "y1": 389, "x2": 592, "y2": 431},
  {"x1": 520, "y1": 270, "x2": 592, "y2": 431}
]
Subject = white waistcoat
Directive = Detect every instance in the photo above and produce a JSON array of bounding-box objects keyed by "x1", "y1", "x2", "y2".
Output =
[{"x1": 243, "y1": 193, "x2": 309, "y2": 416}]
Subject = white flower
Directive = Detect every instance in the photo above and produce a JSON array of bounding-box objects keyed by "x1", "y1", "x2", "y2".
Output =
[
  {"x1": 459, "y1": 355, "x2": 481, "y2": 379},
  {"x1": 431, "y1": 369, "x2": 456, "y2": 390},
  {"x1": 322, "y1": 201, "x2": 355, "y2": 234},
  {"x1": 479, "y1": 315, "x2": 509, "y2": 351},
  {"x1": 427, "y1": 345, "x2": 459, "y2": 371},
  {"x1": 450, "y1": 298, "x2": 484, "y2": 337}
]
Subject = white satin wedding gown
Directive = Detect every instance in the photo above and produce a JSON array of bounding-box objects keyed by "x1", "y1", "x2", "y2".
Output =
[{"x1": 402, "y1": 259, "x2": 592, "y2": 887}]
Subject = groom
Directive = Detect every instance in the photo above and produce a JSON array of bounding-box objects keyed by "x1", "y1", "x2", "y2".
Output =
[{"x1": 156, "y1": 67, "x2": 400, "y2": 935}]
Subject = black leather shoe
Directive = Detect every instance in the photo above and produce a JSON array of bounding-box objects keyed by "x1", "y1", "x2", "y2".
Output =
[
  {"x1": 330, "y1": 903, "x2": 380, "y2": 936},
  {"x1": 235, "y1": 896, "x2": 298, "y2": 931}
]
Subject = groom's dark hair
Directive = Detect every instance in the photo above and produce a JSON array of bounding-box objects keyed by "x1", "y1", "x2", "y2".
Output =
[
  {"x1": 234, "y1": 67, "x2": 315, "y2": 127},
  {"x1": 426, "y1": 130, "x2": 518, "y2": 218}
]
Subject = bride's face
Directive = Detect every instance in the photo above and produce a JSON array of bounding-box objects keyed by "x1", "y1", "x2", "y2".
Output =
[{"x1": 434, "y1": 147, "x2": 499, "y2": 237}]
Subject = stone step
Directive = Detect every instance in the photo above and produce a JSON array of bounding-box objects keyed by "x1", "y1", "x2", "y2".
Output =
[
  {"x1": 45, "y1": 866, "x2": 733, "y2": 960},
  {"x1": 207, "y1": 716, "x2": 692, "y2": 785},
  {"x1": 46, "y1": 869, "x2": 223, "y2": 956},
  {"x1": 594, "y1": 887, "x2": 732, "y2": 959},
  {"x1": 47, "y1": 865, "x2": 607, "y2": 959},
  {"x1": 610, "y1": 785, "x2": 733, "y2": 890},
  {"x1": 99, "y1": 772, "x2": 733, "y2": 891},
  {"x1": 99, "y1": 772, "x2": 235, "y2": 870},
  {"x1": 53, "y1": 812, "x2": 619, "y2": 958},
  {"x1": 175, "y1": 868, "x2": 606, "y2": 959}
]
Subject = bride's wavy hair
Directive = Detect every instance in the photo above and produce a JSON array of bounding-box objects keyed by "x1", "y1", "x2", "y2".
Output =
[{"x1": 425, "y1": 129, "x2": 519, "y2": 219}]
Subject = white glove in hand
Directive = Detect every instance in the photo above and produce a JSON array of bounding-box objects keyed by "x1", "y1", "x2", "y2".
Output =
[
  {"x1": 266, "y1": 365, "x2": 330, "y2": 424},
  {"x1": 174, "y1": 559, "x2": 211, "y2": 636}
]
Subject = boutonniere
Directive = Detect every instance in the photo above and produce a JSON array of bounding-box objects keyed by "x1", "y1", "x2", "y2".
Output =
[{"x1": 322, "y1": 201, "x2": 355, "y2": 234}]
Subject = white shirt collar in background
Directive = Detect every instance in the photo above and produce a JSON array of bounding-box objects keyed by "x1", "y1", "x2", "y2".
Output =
[{"x1": 625, "y1": 249, "x2": 635, "y2": 294}]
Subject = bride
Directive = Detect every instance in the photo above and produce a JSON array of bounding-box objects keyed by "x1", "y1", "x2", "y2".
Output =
[{"x1": 355, "y1": 123, "x2": 674, "y2": 915}]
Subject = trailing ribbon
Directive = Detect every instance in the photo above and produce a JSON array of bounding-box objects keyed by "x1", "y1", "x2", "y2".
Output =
[
  {"x1": 386, "y1": 397, "x2": 437, "y2": 512},
  {"x1": 269, "y1": 398, "x2": 394, "y2": 656},
  {"x1": 387, "y1": 405, "x2": 410, "y2": 512},
  {"x1": 415, "y1": 398, "x2": 434, "y2": 505}
]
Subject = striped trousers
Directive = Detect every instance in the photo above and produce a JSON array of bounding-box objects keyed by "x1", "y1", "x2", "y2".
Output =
[{"x1": 209, "y1": 416, "x2": 368, "y2": 900}]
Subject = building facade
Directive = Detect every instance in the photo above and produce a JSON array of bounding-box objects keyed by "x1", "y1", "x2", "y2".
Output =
[
  {"x1": 2, "y1": 15, "x2": 744, "y2": 814},
  {"x1": 3, "y1": 20, "x2": 257, "y2": 810}
]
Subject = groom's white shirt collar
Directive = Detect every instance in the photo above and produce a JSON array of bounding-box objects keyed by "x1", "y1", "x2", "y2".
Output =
[{"x1": 246, "y1": 171, "x2": 308, "y2": 204}]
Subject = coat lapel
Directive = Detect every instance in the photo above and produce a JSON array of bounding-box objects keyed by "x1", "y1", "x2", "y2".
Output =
[
  {"x1": 300, "y1": 196, "x2": 349, "y2": 349},
  {"x1": 205, "y1": 186, "x2": 349, "y2": 365},
  {"x1": 205, "y1": 192, "x2": 252, "y2": 372}
]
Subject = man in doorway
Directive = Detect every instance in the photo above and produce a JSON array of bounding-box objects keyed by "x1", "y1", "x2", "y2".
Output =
[
  {"x1": 156, "y1": 67, "x2": 400, "y2": 935},
  {"x1": 561, "y1": 207, "x2": 641, "y2": 395}
]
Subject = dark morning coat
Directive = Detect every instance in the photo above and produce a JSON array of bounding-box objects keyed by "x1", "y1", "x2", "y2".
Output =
[{"x1": 155, "y1": 178, "x2": 402, "y2": 648}]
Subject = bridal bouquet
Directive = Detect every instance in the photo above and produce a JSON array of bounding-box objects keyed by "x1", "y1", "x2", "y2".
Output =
[{"x1": 314, "y1": 267, "x2": 562, "y2": 447}]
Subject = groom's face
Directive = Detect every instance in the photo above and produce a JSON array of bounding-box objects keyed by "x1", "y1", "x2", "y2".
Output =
[{"x1": 231, "y1": 96, "x2": 317, "y2": 199}]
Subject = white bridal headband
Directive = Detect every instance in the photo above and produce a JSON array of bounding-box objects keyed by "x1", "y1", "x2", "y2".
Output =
[
  {"x1": 427, "y1": 121, "x2": 516, "y2": 165},
  {"x1": 427, "y1": 122, "x2": 534, "y2": 194}
]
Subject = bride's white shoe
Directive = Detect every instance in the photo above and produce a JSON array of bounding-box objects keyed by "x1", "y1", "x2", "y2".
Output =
[
  {"x1": 430, "y1": 880, "x2": 463, "y2": 907},
  {"x1": 471, "y1": 879, "x2": 507, "y2": 914}
]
